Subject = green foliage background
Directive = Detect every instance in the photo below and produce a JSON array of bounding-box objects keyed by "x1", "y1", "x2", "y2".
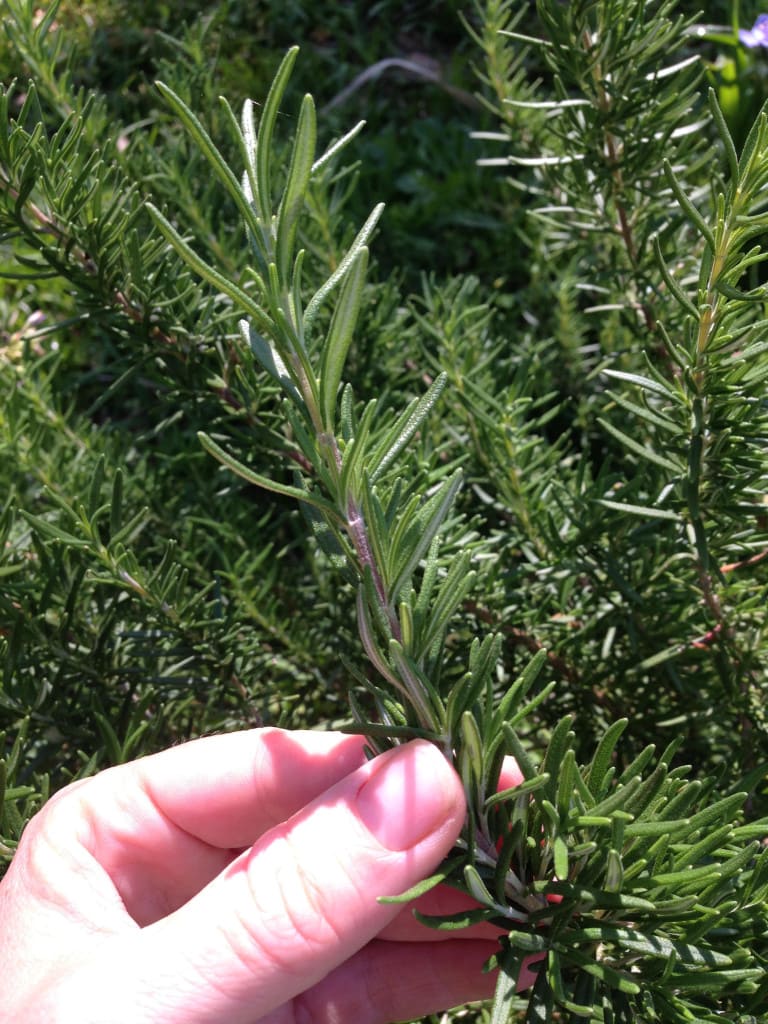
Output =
[{"x1": 1, "y1": 1, "x2": 767, "y2": 1021}]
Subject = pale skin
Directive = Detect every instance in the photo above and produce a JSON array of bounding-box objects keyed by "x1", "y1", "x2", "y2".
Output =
[{"x1": 0, "y1": 729, "x2": 536, "y2": 1024}]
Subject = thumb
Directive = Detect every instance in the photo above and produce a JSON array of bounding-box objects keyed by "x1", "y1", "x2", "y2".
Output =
[{"x1": 78, "y1": 740, "x2": 464, "y2": 1024}]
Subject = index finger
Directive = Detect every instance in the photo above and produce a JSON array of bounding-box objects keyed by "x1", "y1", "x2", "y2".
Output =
[{"x1": 134, "y1": 727, "x2": 368, "y2": 847}]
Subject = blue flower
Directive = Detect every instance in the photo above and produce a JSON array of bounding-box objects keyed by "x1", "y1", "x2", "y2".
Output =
[{"x1": 739, "y1": 13, "x2": 768, "y2": 48}]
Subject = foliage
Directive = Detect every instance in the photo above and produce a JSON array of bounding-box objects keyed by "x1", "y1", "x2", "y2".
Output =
[{"x1": 1, "y1": 1, "x2": 767, "y2": 1022}]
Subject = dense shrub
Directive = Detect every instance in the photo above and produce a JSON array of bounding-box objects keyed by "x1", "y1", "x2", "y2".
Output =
[{"x1": 2, "y1": 1, "x2": 766, "y2": 1020}]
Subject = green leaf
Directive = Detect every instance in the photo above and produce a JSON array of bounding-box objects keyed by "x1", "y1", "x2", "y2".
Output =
[
  {"x1": 388, "y1": 640, "x2": 443, "y2": 728},
  {"x1": 503, "y1": 724, "x2": 539, "y2": 782},
  {"x1": 542, "y1": 715, "x2": 574, "y2": 798},
  {"x1": 240, "y1": 320, "x2": 302, "y2": 404},
  {"x1": 311, "y1": 119, "x2": 366, "y2": 175},
  {"x1": 276, "y1": 92, "x2": 316, "y2": 285},
  {"x1": 339, "y1": 399, "x2": 378, "y2": 499},
  {"x1": 566, "y1": 948, "x2": 641, "y2": 996},
  {"x1": 238, "y1": 96, "x2": 259, "y2": 199},
  {"x1": 567, "y1": 926, "x2": 733, "y2": 967},
  {"x1": 598, "y1": 418, "x2": 681, "y2": 473},
  {"x1": 358, "y1": 566, "x2": 395, "y2": 663},
  {"x1": 597, "y1": 499, "x2": 681, "y2": 522},
  {"x1": 198, "y1": 432, "x2": 339, "y2": 519},
  {"x1": 490, "y1": 947, "x2": 526, "y2": 1024},
  {"x1": 369, "y1": 373, "x2": 448, "y2": 483},
  {"x1": 388, "y1": 470, "x2": 463, "y2": 600},
  {"x1": 146, "y1": 203, "x2": 275, "y2": 336},
  {"x1": 303, "y1": 202, "x2": 384, "y2": 331},
  {"x1": 669, "y1": 968, "x2": 764, "y2": 991},
  {"x1": 378, "y1": 854, "x2": 466, "y2": 903},
  {"x1": 654, "y1": 233, "x2": 699, "y2": 318},
  {"x1": 155, "y1": 81, "x2": 260, "y2": 242},
  {"x1": 501, "y1": 653, "x2": 552, "y2": 728},
  {"x1": 687, "y1": 792, "x2": 747, "y2": 833},
  {"x1": 319, "y1": 247, "x2": 368, "y2": 428},
  {"x1": 464, "y1": 863, "x2": 500, "y2": 908},
  {"x1": 413, "y1": 906, "x2": 500, "y2": 929},
  {"x1": 109, "y1": 468, "x2": 123, "y2": 540},
  {"x1": 21, "y1": 512, "x2": 91, "y2": 549},
  {"x1": 459, "y1": 710, "x2": 484, "y2": 794},
  {"x1": 536, "y1": 881, "x2": 655, "y2": 912},
  {"x1": 664, "y1": 159, "x2": 716, "y2": 251},
  {"x1": 711, "y1": 90, "x2": 739, "y2": 183},
  {"x1": 602, "y1": 369, "x2": 676, "y2": 398},
  {"x1": 587, "y1": 719, "x2": 629, "y2": 798},
  {"x1": 218, "y1": 95, "x2": 259, "y2": 228},
  {"x1": 255, "y1": 46, "x2": 300, "y2": 226},
  {"x1": 714, "y1": 278, "x2": 767, "y2": 302},
  {"x1": 94, "y1": 710, "x2": 123, "y2": 764},
  {"x1": 671, "y1": 823, "x2": 733, "y2": 871},
  {"x1": 552, "y1": 835, "x2": 569, "y2": 881},
  {"x1": 609, "y1": 390, "x2": 679, "y2": 435},
  {"x1": 555, "y1": 747, "x2": 577, "y2": 820},
  {"x1": 340, "y1": 719, "x2": 437, "y2": 743},
  {"x1": 648, "y1": 863, "x2": 723, "y2": 888},
  {"x1": 737, "y1": 108, "x2": 767, "y2": 188},
  {"x1": 623, "y1": 817, "x2": 691, "y2": 838},
  {"x1": 589, "y1": 777, "x2": 642, "y2": 819},
  {"x1": 301, "y1": 499, "x2": 354, "y2": 580},
  {"x1": 418, "y1": 553, "x2": 475, "y2": 654},
  {"x1": 0, "y1": 562, "x2": 26, "y2": 579},
  {"x1": 485, "y1": 774, "x2": 550, "y2": 809}
]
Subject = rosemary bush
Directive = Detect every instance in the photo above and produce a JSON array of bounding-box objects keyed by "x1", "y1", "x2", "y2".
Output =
[{"x1": 1, "y1": 1, "x2": 767, "y2": 1021}]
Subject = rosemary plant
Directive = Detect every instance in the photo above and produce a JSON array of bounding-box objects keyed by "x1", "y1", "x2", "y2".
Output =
[
  {"x1": 1, "y1": 1, "x2": 767, "y2": 1021},
  {"x1": 147, "y1": 44, "x2": 768, "y2": 1024}
]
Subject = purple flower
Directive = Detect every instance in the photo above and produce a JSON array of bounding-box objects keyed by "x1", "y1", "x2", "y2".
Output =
[{"x1": 739, "y1": 13, "x2": 768, "y2": 47}]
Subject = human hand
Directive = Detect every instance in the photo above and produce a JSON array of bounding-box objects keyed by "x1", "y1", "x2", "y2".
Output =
[{"x1": 0, "y1": 729, "x2": 536, "y2": 1023}]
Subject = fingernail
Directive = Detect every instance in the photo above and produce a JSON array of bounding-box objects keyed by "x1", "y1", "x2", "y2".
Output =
[{"x1": 355, "y1": 741, "x2": 459, "y2": 851}]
